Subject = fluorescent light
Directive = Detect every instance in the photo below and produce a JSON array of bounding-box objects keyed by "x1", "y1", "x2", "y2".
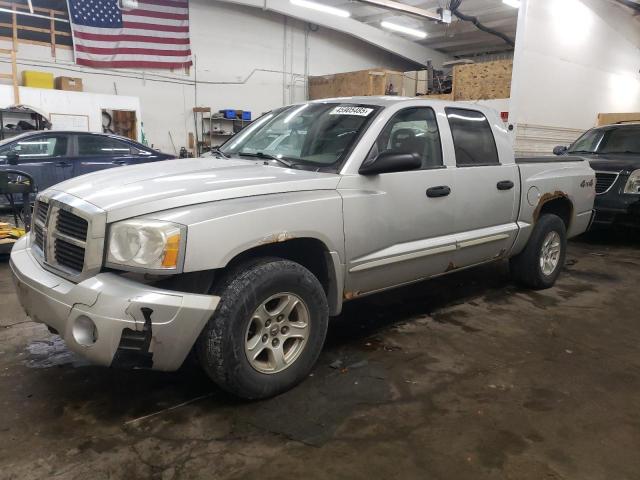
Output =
[
  {"x1": 502, "y1": 0, "x2": 521, "y2": 8},
  {"x1": 290, "y1": 0, "x2": 350, "y2": 18},
  {"x1": 381, "y1": 21, "x2": 427, "y2": 39}
]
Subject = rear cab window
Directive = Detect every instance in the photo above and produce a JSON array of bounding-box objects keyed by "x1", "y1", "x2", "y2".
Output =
[{"x1": 445, "y1": 108, "x2": 499, "y2": 167}]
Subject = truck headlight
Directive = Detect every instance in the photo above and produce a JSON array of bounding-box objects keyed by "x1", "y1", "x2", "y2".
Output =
[
  {"x1": 106, "y1": 219, "x2": 185, "y2": 272},
  {"x1": 624, "y1": 170, "x2": 640, "y2": 194}
]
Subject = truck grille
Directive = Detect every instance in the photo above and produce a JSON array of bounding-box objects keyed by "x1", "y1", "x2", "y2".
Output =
[
  {"x1": 33, "y1": 225, "x2": 45, "y2": 251},
  {"x1": 56, "y1": 209, "x2": 88, "y2": 241},
  {"x1": 30, "y1": 195, "x2": 103, "y2": 280},
  {"x1": 35, "y1": 200, "x2": 49, "y2": 224},
  {"x1": 32, "y1": 201, "x2": 49, "y2": 252},
  {"x1": 595, "y1": 172, "x2": 619, "y2": 195},
  {"x1": 54, "y1": 238, "x2": 86, "y2": 272}
]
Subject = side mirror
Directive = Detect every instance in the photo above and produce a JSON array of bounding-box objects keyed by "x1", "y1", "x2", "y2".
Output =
[
  {"x1": 6, "y1": 150, "x2": 19, "y2": 165},
  {"x1": 359, "y1": 151, "x2": 422, "y2": 175},
  {"x1": 553, "y1": 145, "x2": 568, "y2": 156}
]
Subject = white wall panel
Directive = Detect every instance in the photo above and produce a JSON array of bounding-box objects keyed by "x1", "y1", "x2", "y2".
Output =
[
  {"x1": 510, "y1": 0, "x2": 640, "y2": 139},
  {"x1": 0, "y1": 0, "x2": 425, "y2": 153}
]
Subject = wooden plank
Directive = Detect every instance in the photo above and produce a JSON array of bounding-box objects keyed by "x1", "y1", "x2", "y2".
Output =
[
  {"x1": 452, "y1": 59, "x2": 512, "y2": 101},
  {"x1": 11, "y1": 49, "x2": 18, "y2": 103},
  {"x1": 596, "y1": 112, "x2": 640, "y2": 126},
  {"x1": 12, "y1": 5, "x2": 17, "y2": 53},
  {"x1": 0, "y1": 22, "x2": 71, "y2": 36},
  {"x1": 50, "y1": 10, "x2": 55, "y2": 58},
  {"x1": 0, "y1": 36, "x2": 72, "y2": 49}
]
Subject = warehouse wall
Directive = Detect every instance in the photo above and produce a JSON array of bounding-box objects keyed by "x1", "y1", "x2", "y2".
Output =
[
  {"x1": 510, "y1": 0, "x2": 640, "y2": 154},
  {"x1": 0, "y1": 0, "x2": 419, "y2": 154}
]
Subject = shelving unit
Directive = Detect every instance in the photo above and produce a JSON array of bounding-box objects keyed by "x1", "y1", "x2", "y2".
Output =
[
  {"x1": 195, "y1": 110, "x2": 252, "y2": 155},
  {"x1": 0, "y1": 108, "x2": 47, "y2": 141}
]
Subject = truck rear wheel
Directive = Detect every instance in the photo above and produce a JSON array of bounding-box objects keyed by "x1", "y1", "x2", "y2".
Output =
[
  {"x1": 196, "y1": 258, "x2": 329, "y2": 399},
  {"x1": 510, "y1": 214, "x2": 567, "y2": 290}
]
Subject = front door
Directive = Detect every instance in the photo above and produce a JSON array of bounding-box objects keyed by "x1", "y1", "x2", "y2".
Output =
[{"x1": 341, "y1": 106, "x2": 457, "y2": 296}]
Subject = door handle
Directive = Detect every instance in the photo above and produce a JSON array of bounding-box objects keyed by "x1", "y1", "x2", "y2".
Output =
[
  {"x1": 497, "y1": 180, "x2": 514, "y2": 190},
  {"x1": 55, "y1": 161, "x2": 72, "y2": 168},
  {"x1": 426, "y1": 185, "x2": 451, "y2": 198}
]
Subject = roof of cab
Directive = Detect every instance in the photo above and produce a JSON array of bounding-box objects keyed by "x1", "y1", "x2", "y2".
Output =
[{"x1": 308, "y1": 95, "x2": 461, "y2": 107}]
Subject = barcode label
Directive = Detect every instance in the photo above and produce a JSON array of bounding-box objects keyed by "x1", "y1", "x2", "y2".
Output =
[{"x1": 330, "y1": 106, "x2": 374, "y2": 117}]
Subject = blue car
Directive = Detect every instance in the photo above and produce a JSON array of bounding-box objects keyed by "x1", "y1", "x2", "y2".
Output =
[{"x1": 0, "y1": 131, "x2": 174, "y2": 197}]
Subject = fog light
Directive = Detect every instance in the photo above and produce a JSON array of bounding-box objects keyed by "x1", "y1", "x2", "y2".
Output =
[{"x1": 72, "y1": 315, "x2": 98, "y2": 346}]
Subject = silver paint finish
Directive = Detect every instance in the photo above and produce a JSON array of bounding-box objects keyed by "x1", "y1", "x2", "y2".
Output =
[
  {"x1": 540, "y1": 231, "x2": 562, "y2": 276},
  {"x1": 244, "y1": 293, "x2": 310, "y2": 374},
  {"x1": 10, "y1": 237, "x2": 219, "y2": 371},
  {"x1": 12, "y1": 97, "x2": 595, "y2": 371}
]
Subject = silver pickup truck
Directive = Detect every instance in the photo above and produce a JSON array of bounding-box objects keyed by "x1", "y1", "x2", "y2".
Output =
[{"x1": 10, "y1": 97, "x2": 595, "y2": 399}]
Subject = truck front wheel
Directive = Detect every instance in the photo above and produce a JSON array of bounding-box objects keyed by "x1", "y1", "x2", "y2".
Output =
[
  {"x1": 196, "y1": 258, "x2": 329, "y2": 399},
  {"x1": 510, "y1": 214, "x2": 567, "y2": 289}
]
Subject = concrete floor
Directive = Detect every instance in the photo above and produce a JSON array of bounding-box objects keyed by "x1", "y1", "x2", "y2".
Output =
[{"x1": 0, "y1": 229, "x2": 639, "y2": 480}]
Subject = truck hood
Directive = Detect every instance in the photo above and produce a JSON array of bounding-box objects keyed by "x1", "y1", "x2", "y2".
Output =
[
  {"x1": 49, "y1": 157, "x2": 341, "y2": 222},
  {"x1": 579, "y1": 153, "x2": 640, "y2": 173}
]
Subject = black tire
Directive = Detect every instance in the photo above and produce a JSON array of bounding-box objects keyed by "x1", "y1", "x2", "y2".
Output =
[
  {"x1": 510, "y1": 214, "x2": 567, "y2": 290},
  {"x1": 196, "y1": 257, "x2": 329, "y2": 399}
]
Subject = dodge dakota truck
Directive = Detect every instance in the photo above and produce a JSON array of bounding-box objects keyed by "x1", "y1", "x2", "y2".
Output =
[{"x1": 10, "y1": 98, "x2": 595, "y2": 399}]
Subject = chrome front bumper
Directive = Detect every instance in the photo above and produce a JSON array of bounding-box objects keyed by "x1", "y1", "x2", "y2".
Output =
[{"x1": 10, "y1": 236, "x2": 220, "y2": 371}]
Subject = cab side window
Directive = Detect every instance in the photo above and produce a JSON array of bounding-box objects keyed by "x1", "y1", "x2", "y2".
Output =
[
  {"x1": 78, "y1": 135, "x2": 132, "y2": 156},
  {"x1": 368, "y1": 107, "x2": 443, "y2": 169},
  {"x1": 445, "y1": 108, "x2": 499, "y2": 166}
]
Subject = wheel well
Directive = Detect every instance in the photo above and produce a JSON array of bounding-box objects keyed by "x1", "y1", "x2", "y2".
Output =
[
  {"x1": 537, "y1": 196, "x2": 573, "y2": 229},
  {"x1": 226, "y1": 238, "x2": 338, "y2": 313}
]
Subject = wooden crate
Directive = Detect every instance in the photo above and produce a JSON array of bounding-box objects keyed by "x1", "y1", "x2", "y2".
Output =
[
  {"x1": 452, "y1": 59, "x2": 512, "y2": 101},
  {"x1": 596, "y1": 112, "x2": 640, "y2": 126},
  {"x1": 309, "y1": 69, "x2": 404, "y2": 100}
]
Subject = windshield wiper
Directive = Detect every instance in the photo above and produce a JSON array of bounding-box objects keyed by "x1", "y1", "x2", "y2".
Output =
[
  {"x1": 211, "y1": 147, "x2": 229, "y2": 158},
  {"x1": 238, "y1": 152, "x2": 295, "y2": 168}
]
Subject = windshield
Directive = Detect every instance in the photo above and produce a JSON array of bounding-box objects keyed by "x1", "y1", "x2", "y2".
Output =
[
  {"x1": 220, "y1": 103, "x2": 380, "y2": 168},
  {"x1": 568, "y1": 125, "x2": 640, "y2": 154}
]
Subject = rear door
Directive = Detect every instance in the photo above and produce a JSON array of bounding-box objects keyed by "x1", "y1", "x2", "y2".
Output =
[
  {"x1": 0, "y1": 133, "x2": 71, "y2": 191},
  {"x1": 446, "y1": 107, "x2": 519, "y2": 268},
  {"x1": 72, "y1": 134, "x2": 139, "y2": 176}
]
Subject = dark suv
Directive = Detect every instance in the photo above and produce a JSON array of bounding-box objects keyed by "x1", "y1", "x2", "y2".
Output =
[
  {"x1": 554, "y1": 123, "x2": 640, "y2": 227},
  {"x1": 0, "y1": 131, "x2": 174, "y2": 196}
]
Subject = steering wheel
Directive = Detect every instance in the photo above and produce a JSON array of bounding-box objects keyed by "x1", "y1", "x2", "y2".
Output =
[{"x1": 390, "y1": 128, "x2": 419, "y2": 150}]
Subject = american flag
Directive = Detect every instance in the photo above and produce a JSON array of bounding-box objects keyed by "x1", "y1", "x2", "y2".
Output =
[{"x1": 67, "y1": 0, "x2": 192, "y2": 69}]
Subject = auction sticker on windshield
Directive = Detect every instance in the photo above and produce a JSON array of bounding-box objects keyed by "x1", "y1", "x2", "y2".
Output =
[{"x1": 330, "y1": 106, "x2": 374, "y2": 116}]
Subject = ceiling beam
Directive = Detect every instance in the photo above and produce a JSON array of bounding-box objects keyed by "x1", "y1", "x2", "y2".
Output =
[
  {"x1": 442, "y1": 44, "x2": 514, "y2": 57},
  {"x1": 356, "y1": 0, "x2": 443, "y2": 22},
  {"x1": 214, "y1": 0, "x2": 452, "y2": 67}
]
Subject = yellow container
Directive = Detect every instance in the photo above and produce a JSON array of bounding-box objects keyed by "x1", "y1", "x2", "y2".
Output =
[{"x1": 22, "y1": 70, "x2": 54, "y2": 89}]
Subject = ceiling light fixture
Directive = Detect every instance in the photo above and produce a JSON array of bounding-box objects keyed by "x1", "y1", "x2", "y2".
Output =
[
  {"x1": 381, "y1": 21, "x2": 427, "y2": 39},
  {"x1": 290, "y1": 0, "x2": 351, "y2": 18},
  {"x1": 502, "y1": 0, "x2": 521, "y2": 8}
]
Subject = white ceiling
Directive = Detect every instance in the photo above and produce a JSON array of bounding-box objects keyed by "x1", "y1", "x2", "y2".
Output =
[{"x1": 328, "y1": 0, "x2": 519, "y2": 58}]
